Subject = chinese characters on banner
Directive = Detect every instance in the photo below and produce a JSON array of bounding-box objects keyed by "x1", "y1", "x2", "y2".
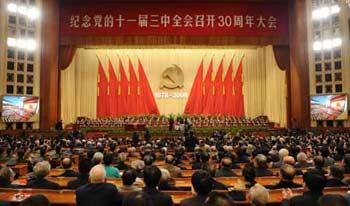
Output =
[{"x1": 60, "y1": 3, "x2": 288, "y2": 36}]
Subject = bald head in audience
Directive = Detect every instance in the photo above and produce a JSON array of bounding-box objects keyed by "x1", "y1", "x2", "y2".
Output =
[
  {"x1": 247, "y1": 184, "x2": 269, "y2": 206},
  {"x1": 89, "y1": 165, "x2": 106, "y2": 184}
]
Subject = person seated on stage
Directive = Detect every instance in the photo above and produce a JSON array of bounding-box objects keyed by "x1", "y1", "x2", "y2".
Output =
[
  {"x1": 116, "y1": 152, "x2": 130, "y2": 171},
  {"x1": 161, "y1": 155, "x2": 182, "y2": 178},
  {"x1": 142, "y1": 165, "x2": 174, "y2": 206},
  {"x1": 122, "y1": 192, "x2": 153, "y2": 206},
  {"x1": 57, "y1": 158, "x2": 79, "y2": 177},
  {"x1": 295, "y1": 152, "x2": 313, "y2": 168},
  {"x1": 254, "y1": 154, "x2": 274, "y2": 177},
  {"x1": 131, "y1": 160, "x2": 145, "y2": 178},
  {"x1": 272, "y1": 148, "x2": 289, "y2": 168},
  {"x1": 19, "y1": 194, "x2": 51, "y2": 206},
  {"x1": 267, "y1": 164, "x2": 302, "y2": 189},
  {"x1": 215, "y1": 157, "x2": 238, "y2": 177},
  {"x1": 92, "y1": 152, "x2": 104, "y2": 166},
  {"x1": 68, "y1": 158, "x2": 92, "y2": 189},
  {"x1": 281, "y1": 171, "x2": 326, "y2": 206},
  {"x1": 310, "y1": 155, "x2": 328, "y2": 176},
  {"x1": 76, "y1": 165, "x2": 123, "y2": 206},
  {"x1": 103, "y1": 153, "x2": 121, "y2": 178},
  {"x1": 320, "y1": 195, "x2": 347, "y2": 206},
  {"x1": 204, "y1": 191, "x2": 235, "y2": 206},
  {"x1": 0, "y1": 167, "x2": 20, "y2": 188},
  {"x1": 343, "y1": 154, "x2": 350, "y2": 174},
  {"x1": 117, "y1": 169, "x2": 141, "y2": 193},
  {"x1": 158, "y1": 169, "x2": 177, "y2": 191},
  {"x1": 325, "y1": 165, "x2": 346, "y2": 187},
  {"x1": 180, "y1": 170, "x2": 213, "y2": 206},
  {"x1": 26, "y1": 161, "x2": 60, "y2": 190},
  {"x1": 246, "y1": 184, "x2": 269, "y2": 206}
]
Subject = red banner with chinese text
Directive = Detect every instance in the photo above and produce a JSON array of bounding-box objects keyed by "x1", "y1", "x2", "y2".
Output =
[{"x1": 60, "y1": 3, "x2": 288, "y2": 37}]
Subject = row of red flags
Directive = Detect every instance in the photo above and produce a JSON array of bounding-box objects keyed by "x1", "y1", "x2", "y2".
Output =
[
  {"x1": 184, "y1": 57, "x2": 245, "y2": 116},
  {"x1": 97, "y1": 57, "x2": 159, "y2": 117}
]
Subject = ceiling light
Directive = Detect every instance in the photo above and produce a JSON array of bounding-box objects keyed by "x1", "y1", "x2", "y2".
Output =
[
  {"x1": 7, "y1": 3, "x2": 17, "y2": 13},
  {"x1": 7, "y1": 38, "x2": 17, "y2": 47},
  {"x1": 313, "y1": 41, "x2": 322, "y2": 51},
  {"x1": 322, "y1": 39, "x2": 333, "y2": 50},
  {"x1": 330, "y1": 5, "x2": 340, "y2": 14}
]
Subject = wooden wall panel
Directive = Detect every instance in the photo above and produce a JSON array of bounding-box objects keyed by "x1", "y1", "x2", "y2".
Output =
[
  {"x1": 288, "y1": 0, "x2": 310, "y2": 128},
  {"x1": 40, "y1": 0, "x2": 60, "y2": 129}
]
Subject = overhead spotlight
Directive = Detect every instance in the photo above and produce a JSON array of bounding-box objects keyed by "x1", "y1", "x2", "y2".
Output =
[
  {"x1": 7, "y1": 38, "x2": 17, "y2": 47},
  {"x1": 313, "y1": 41, "x2": 322, "y2": 51},
  {"x1": 25, "y1": 39, "x2": 37, "y2": 51},
  {"x1": 7, "y1": 3, "x2": 17, "y2": 13},
  {"x1": 330, "y1": 5, "x2": 340, "y2": 14},
  {"x1": 322, "y1": 39, "x2": 333, "y2": 50},
  {"x1": 319, "y1": 7, "x2": 330, "y2": 19},
  {"x1": 16, "y1": 39, "x2": 27, "y2": 49},
  {"x1": 332, "y1": 38, "x2": 342, "y2": 47},
  {"x1": 27, "y1": 7, "x2": 40, "y2": 20}
]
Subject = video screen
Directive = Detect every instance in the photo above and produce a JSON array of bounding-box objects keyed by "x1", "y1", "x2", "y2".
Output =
[
  {"x1": 311, "y1": 94, "x2": 348, "y2": 120},
  {"x1": 1, "y1": 96, "x2": 39, "y2": 122}
]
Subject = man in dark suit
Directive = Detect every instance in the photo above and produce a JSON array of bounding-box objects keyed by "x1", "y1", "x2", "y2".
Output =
[
  {"x1": 281, "y1": 171, "x2": 326, "y2": 206},
  {"x1": 268, "y1": 164, "x2": 302, "y2": 189},
  {"x1": 142, "y1": 165, "x2": 174, "y2": 206},
  {"x1": 58, "y1": 158, "x2": 79, "y2": 177},
  {"x1": 254, "y1": 154, "x2": 274, "y2": 177},
  {"x1": 326, "y1": 165, "x2": 346, "y2": 187},
  {"x1": 26, "y1": 161, "x2": 60, "y2": 190},
  {"x1": 180, "y1": 170, "x2": 212, "y2": 206},
  {"x1": 67, "y1": 158, "x2": 91, "y2": 189},
  {"x1": 76, "y1": 165, "x2": 123, "y2": 206},
  {"x1": 215, "y1": 157, "x2": 238, "y2": 177},
  {"x1": 343, "y1": 154, "x2": 350, "y2": 174}
]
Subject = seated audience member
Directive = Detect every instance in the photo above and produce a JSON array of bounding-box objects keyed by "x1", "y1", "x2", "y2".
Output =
[
  {"x1": 325, "y1": 165, "x2": 346, "y2": 187},
  {"x1": 343, "y1": 154, "x2": 350, "y2": 174},
  {"x1": 319, "y1": 195, "x2": 347, "y2": 206},
  {"x1": 281, "y1": 171, "x2": 326, "y2": 206},
  {"x1": 104, "y1": 153, "x2": 121, "y2": 178},
  {"x1": 282, "y1": 156, "x2": 303, "y2": 176},
  {"x1": 58, "y1": 158, "x2": 79, "y2": 177},
  {"x1": 215, "y1": 157, "x2": 238, "y2": 177},
  {"x1": 235, "y1": 165, "x2": 256, "y2": 190},
  {"x1": 118, "y1": 169, "x2": 141, "y2": 192},
  {"x1": 142, "y1": 165, "x2": 174, "y2": 206},
  {"x1": 27, "y1": 161, "x2": 60, "y2": 190},
  {"x1": 117, "y1": 153, "x2": 129, "y2": 170},
  {"x1": 272, "y1": 148, "x2": 289, "y2": 168},
  {"x1": 68, "y1": 158, "x2": 92, "y2": 189},
  {"x1": 191, "y1": 151, "x2": 202, "y2": 170},
  {"x1": 321, "y1": 147, "x2": 335, "y2": 167},
  {"x1": 92, "y1": 152, "x2": 104, "y2": 166},
  {"x1": 19, "y1": 194, "x2": 51, "y2": 206},
  {"x1": 161, "y1": 155, "x2": 182, "y2": 178},
  {"x1": 180, "y1": 170, "x2": 213, "y2": 206},
  {"x1": 310, "y1": 156, "x2": 327, "y2": 176},
  {"x1": 131, "y1": 160, "x2": 145, "y2": 178},
  {"x1": 122, "y1": 192, "x2": 153, "y2": 206},
  {"x1": 207, "y1": 163, "x2": 228, "y2": 190},
  {"x1": 204, "y1": 191, "x2": 235, "y2": 206},
  {"x1": 158, "y1": 169, "x2": 177, "y2": 191},
  {"x1": 76, "y1": 165, "x2": 123, "y2": 206},
  {"x1": 268, "y1": 164, "x2": 302, "y2": 189},
  {"x1": 254, "y1": 154, "x2": 274, "y2": 177},
  {"x1": 295, "y1": 152, "x2": 313, "y2": 168},
  {"x1": 0, "y1": 167, "x2": 20, "y2": 188},
  {"x1": 144, "y1": 155, "x2": 155, "y2": 166},
  {"x1": 247, "y1": 184, "x2": 269, "y2": 206}
]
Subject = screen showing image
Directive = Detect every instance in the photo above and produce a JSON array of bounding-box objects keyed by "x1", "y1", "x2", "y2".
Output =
[
  {"x1": 311, "y1": 94, "x2": 348, "y2": 120},
  {"x1": 1, "y1": 96, "x2": 39, "y2": 122}
]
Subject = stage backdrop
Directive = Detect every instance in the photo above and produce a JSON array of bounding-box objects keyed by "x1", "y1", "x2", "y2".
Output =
[{"x1": 61, "y1": 45, "x2": 287, "y2": 126}]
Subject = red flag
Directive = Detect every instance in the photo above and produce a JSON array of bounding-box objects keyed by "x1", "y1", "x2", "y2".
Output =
[
  {"x1": 223, "y1": 58, "x2": 234, "y2": 116},
  {"x1": 108, "y1": 60, "x2": 118, "y2": 117},
  {"x1": 213, "y1": 57, "x2": 225, "y2": 115},
  {"x1": 138, "y1": 59, "x2": 159, "y2": 115},
  {"x1": 184, "y1": 59, "x2": 204, "y2": 115},
  {"x1": 202, "y1": 58, "x2": 214, "y2": 115},
  {"x1": 234, "y1": 57, "x2": 244, "y2": 117},
  {"x1": 96, "y1": 58, "x2": 109, "y2": 117},
  {"x1": 129, "y1": 58, "x2": 139, "y2": 115},
  {"x1": 118, "y1": 57, "x2": 129, "y2": 115}
]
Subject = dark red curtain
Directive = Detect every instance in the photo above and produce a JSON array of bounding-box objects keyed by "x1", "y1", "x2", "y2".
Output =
[{"x1": 59, "y1": 45, "x2": 76, "y2": 70}]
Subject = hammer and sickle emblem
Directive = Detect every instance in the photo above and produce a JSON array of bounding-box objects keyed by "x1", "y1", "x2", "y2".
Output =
[{"x1": 160, "y1": 64, "x2": 184, "y2": 89}]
